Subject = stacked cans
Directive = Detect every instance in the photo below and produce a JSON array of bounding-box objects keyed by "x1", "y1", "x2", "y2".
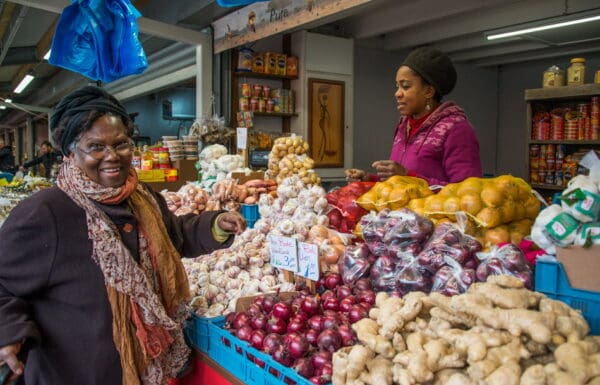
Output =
[
  {"x1": 530, "y1": 144, "x2": 567, "y2": 186},
  {"x1": 592, "y1": 96, "x2": 599, "y2": 139}
]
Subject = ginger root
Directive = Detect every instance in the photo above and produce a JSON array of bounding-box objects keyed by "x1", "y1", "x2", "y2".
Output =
[
  {"x1": 352, "y1": 318, "x2": 395, "y2": 358},
  {"x1": 359, "y1": 355, "x2": 392, "y2": 385},
  {"x1": 554, "y1": 341, "x2": 600, "y2": 383}
]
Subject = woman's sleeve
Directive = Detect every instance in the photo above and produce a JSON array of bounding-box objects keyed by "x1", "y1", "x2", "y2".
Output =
[
  {"x1": 0, "y1": 198, "x2": 56, "y2": 346},
  {"x1": 441, "y1": 121, "x2": 482, "y2": 184},
  {"x1": 148, "y1": 186, "x2": 233, "y2": 258}
]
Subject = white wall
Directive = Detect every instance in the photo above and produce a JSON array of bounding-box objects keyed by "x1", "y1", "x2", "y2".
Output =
[{"x1": 353, "y1": 46, "x2": 499, "y2": 176}]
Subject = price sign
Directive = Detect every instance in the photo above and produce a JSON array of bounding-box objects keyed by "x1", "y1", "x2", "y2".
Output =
[
  {"x1": 298, "y1": 242, "x2": 319, "y2": 281},
  {"x1": 269, "y1": 235, "x2": 298, "y2": 272},
  {"x1": 236, "y1": 127, "x2": 248, "y2": 150}
]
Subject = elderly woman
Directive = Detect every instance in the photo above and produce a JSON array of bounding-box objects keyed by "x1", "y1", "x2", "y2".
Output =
[
  {"x1": 0, "y1": 86, "x2": 245, "y2": 385},
  {"x1": 347, "y1": 47, "x2": 482, "y2": 186}
]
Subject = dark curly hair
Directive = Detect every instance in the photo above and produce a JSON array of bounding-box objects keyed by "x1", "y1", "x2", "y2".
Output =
[{"x1": 50, "y1": 86, "x2": 133, "y2": 155}]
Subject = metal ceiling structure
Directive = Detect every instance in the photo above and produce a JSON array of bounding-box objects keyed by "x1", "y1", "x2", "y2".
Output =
[{"x1": 0, "y1": 0, "x2": 598, "y2": 131}]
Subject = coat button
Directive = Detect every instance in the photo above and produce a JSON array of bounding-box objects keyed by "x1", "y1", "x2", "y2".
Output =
[{"x1": 123, "y1": 223, "x2": 134, "y2": 233}]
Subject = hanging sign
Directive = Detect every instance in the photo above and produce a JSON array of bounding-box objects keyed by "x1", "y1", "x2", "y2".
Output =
[
  {"x1": 269, "y1": 235, "x2": 298, "y2": 272},
  {"x1": 212, "y1": 0, "x2": 374, "y2": 53},
  {"x1": 236, "y1": 127, "x2": 248, "y2": 149},
  {"x1": 297, "y1": 241, "x2": 319, "y2": 281}
]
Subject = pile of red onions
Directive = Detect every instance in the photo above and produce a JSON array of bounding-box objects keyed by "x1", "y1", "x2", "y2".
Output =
[{"x1": 224, "y1": 272, "x2": 373, "y2": 384}]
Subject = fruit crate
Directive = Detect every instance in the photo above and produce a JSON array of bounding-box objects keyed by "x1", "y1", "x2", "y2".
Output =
[
  {"x1": 207, "y1": 318, "x2": 327, "y2": 385},
  {"x1": 535, "y1": 260, "x2": 600, "y2": 335},
  {"x1": 184, "y1": 314, "x2": 224, "y2": 353}
]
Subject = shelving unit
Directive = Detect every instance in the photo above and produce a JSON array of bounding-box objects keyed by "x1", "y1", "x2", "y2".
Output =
[{"x1": 525, "y1": 84, "x2": 600, "y2": 199}]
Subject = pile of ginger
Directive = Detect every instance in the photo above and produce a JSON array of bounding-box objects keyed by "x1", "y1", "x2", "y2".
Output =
[{"x1": 332, "y1": 275, "x2": 600, "y2": 385}]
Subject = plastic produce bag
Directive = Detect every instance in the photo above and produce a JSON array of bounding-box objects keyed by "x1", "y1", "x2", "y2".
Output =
[
  {"x1": 560, "y1": 177, "x2": 600, "y2": 223},
  {"x1": 417, "y1": 222, "x2": 482, "y2": 273},
  {"x1": 327, "y1": 182, "x2": 374, "y2": 233},
  {"x1": 370, "y1": 254, "x2": 398, "y2": 292},
  {"x1": 476, "y1": 243, "x2": 533, "y2": 289},
  {"x1": 50, "y1": 0, "x2": 147, "y2": 82},
  {"x1": 574, "y1": 222, "x2": 600, "y2": 246},
  {"x1": 431, "y1": 256, "x2": 476, "y2": 296},
  {"x1": 395, "y1": 253, "x2": 433, "y2": 295},
  {"x1": 531, "y1": 204, "x2": 579, "y2": 254},
  {"x1": 338, "y1": 243, "x2": 371, "y2": 285}
]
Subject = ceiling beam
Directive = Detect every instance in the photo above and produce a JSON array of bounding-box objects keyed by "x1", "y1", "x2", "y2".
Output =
[
  {"x1": 0, "y1": 2, "x2": 15, "y2": 42},
  {"x1": 7, "y1": 0, "x2": 210, "y2": 45},
  {"x1": 0, "y1": 4, "x2": 28, "y2": 65},
  {"x1": 2, "y1": 46, "x2": 37, "y2": 65},
  {"x1": 448, "y1": 41, "x2": 548, "y2": 62},
  {"x1": 343, "y1": 0, "x2": 519, "y2": 39},
  {"x1": 382, "y1": 0, "x2": 600, "y2": 51}
]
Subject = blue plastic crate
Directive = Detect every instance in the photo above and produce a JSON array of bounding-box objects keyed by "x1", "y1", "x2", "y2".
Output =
[
  {"x1": 535, "y1": 260, "x2": 600, "y2": 335},
  {"x1": 184, "y1": 314, "x2": 224, "y2": 353},
  {"x1": 207, "y1": 319, "x2": 325, "y2": 385}
]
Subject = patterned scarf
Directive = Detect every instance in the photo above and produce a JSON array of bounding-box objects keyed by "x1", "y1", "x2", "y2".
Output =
[{"x1": 56, "y1": 158, "x2": 191, "y2": 385}]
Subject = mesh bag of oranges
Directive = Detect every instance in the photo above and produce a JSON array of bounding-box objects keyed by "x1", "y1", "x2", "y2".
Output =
[
  {"x1": 411, "y1": 175, "x2": 541, "y2": 229},
  {"x1": 355, "y1": 175, "x2": 433, "y2": 212}
]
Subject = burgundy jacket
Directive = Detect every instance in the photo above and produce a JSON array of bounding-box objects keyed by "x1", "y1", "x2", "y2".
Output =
[
  {"x1": 0, "y1": 185, "x2": 231, "y2": 385},
  {"x1": 390, "y1": 101, "x2": 482, "y2": 186}
]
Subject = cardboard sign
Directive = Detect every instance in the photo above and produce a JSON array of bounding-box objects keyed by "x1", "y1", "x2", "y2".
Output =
[
  {"x1": 269, "y1": 235, "x2": 298, "y2": 272},
  {"x1": 298, "y1": 241, "x2": 319, "y2": 281}
]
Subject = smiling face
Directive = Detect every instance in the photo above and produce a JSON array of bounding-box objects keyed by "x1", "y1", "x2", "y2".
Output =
[
  {"x1": 394, "y1": 66, "x2": 436, "y2": 119},
  {"x1": 71, "y1": 115, "x2": 132, "y2": 188}
]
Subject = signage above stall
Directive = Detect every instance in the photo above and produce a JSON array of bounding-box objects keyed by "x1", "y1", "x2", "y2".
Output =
[{"x1": 212, "y1": 0, "x2": 373, "y2": 53}]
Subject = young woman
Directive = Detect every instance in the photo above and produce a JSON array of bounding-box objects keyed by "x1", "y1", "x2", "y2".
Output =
[{"x1": 347, "y1": 47, "x2": 482, "y2": 186}]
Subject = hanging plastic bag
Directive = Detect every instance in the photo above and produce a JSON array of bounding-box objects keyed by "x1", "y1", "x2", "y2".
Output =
[
  {"x1": 431, "y1": 255, "x2": 476, "y2": 296},
  {"x1": 50, "y1": 0, "x2": 147, "y2": 82},
  {"x1": 338, "y1": 244, "x2": 371, "y2": 285},
  {"x1": 475, "y1": 243, "x2": 533, "y2": 289}
]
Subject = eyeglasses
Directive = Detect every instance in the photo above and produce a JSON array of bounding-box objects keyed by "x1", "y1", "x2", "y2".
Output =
[{"x1": 76, "y1": 141, "x2": 134, "y2": 160}]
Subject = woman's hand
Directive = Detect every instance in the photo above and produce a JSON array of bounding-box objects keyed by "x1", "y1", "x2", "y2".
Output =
[
  {"x1": 216, "y1": 211, "x2": 246, "y2": 235},
  {"x1": 345, "y1": 168, "x2": 367, "y2": 182},
  {"x1": 371, "y1": 160, "x2": 407, "y2": 180},
  {"x1": 0, "y1": 343, "x2": 23, "y2": 379}
]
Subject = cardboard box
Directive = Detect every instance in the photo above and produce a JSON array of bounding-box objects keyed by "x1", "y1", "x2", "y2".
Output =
[
  {"x1": 556, "y1": 245, "x2": 600, "y2": 292},
  {"x1": 230, "y1": 171, "x2": 265, "y2": 184}
]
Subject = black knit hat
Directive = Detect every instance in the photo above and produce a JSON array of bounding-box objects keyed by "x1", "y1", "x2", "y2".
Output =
[{"x1": 402, "y1": 47, "x2": 457, "y2": 96}]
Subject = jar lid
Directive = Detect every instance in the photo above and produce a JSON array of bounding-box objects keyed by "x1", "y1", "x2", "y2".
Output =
[
  {"x1": 570, "y1": 57, "x2": 586, "y2": 63},
  {"x1": 546, "y1": 65, "x2": 562, "y2": 72}
]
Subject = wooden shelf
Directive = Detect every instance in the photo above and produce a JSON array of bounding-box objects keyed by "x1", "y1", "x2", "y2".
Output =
[
  {"x1": 529, "y1": 140, "x2": 600, "y2": 145},
  {"x1": 525, "y1": 84, "x2": 600, "y2": 101},
  {"x1": 531, "y1": 183, "x2": 564, "y2": 191},
  {"x1": 234, "y1": 71, "x2": 298, "y2": 80},
  {"x1": 252, "y1": 111, "x2": 297, "y2": 117}
]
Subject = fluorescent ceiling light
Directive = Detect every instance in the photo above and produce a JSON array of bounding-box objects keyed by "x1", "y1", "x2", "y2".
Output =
[
  {"x1": 487, "y1": 14, "x2": 600, "y2": 40},
  {"x1": 14, "y1": 74, "x2": 35, "y2": 94},
  {"x1": 0, "y1": 105, "x2": 6, "y2": 110},
  {"x1": 43, "y1": 49, "x2": 51, "y2": 60},
  {"x1": 5, "y1": 99, "x2": 12, "y2": 103}
]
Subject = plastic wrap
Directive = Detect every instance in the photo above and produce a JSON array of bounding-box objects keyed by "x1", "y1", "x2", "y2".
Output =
[
  {"x1": 338, "y1": 243, "x2": 371, "y2": 285},
  {"x1": 476, "y1": 243, "x2": 533, "y2": 289},
  {"x1": 431, "y1": 256, "x2": 476, "y2": 296}
]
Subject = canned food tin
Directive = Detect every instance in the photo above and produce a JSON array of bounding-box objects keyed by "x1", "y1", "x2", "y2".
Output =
[
  {"x1": 530, "y1": 171, "x2": 540, "y2": 184},
  {"x1": 530, "y1": 144, "x2": 540, "y2": 158},
  {"x1": 551, "y1": 114, "x2": 564, "y2": 140},
  {"x1": 241, "y1": 83, "x2": 251, "y2": 98},
  {"x1": 545, "y1": 171, "x2": 555, "y2": 185},
  {"x1": 239, "y1": 97, "x2": 249, "y2": 112},
  {"x1": 250, "y1": 97, "x2": 259, "y2": 112},
  {"x1": 538, "y1": 170, "x2": 547, "y2": 183},
  {"x1": 546, "y1": 144, "x2": 556, "y2": 159},
  {"x1": 556, "y1": 171, "x2": 564, "y2": 187},
  {"x1": 258, "y1": 98, "x2": 266, "y2": 112}
]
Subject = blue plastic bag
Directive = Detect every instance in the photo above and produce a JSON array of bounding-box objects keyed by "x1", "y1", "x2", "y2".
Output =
[
  {"x1": 216, "y1": 0, "x2": 268, "y2": 7},
  {"x1": 49, "y1": 0, "x2": 147, "y2": 83}
]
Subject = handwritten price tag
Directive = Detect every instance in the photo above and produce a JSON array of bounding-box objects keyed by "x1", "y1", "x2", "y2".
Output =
[
  {"x1": 269, "y1": 235, "x2": 298, "y2": 272},
  {"x1": 298, "y1": 242, "x2": 319, "y2": 281}
]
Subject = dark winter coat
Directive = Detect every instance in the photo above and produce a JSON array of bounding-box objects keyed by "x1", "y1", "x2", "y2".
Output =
[
  {"x1": 0, "y1": 145, "x2": 15, "y2": 173},
  {"x1": 23, "y1": 151, "x2": 63, "y2": 178},
  {"x1": 0, "y1": 185, "x2": 232, "y2": 385}
]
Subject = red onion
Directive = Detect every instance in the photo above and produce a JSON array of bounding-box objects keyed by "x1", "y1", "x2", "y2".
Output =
[
  {"x1": 320, "y1": 362, "x2": 333, "y2": 377},
  {"x1": 359, "y1": 302, "x2": 372, "y2": 313},
  {"x1": 250, "y1": 313, "x2": 268, "y2": 330},
  {"x1": 272, "y1": 345, "x2": 294, "y2": 367},
  {"x1": 322, "y1": 314, "x2": 339, "y2": 330},
  {"x1": 293, "y1": 357, "x2": 314, "y2": 379},
  {"x1": 317, "y1": 329, "x2": 342, "y2": 352},
  {"x1": 287, "y1": 334, "x2": 309, "y2": 359},
  {"x1": 324, "y1": 273, "x2": 342, "y2": 290},
  {"x1": 249, "y1": 329, "x2": 266, "y2": 350},
  {"x1": 354, "y1": 278, "x2": 372, "y2": 292},
  {"x1": 271, "y1": 302, "x2": 292, "y2": 321},
  {"x1": 320, "y1": 290, "x2": 336, "y2": 302},
  {"x1": 291, "y1": 296, "x2": 304, "y2": 314},
  {"x1": 309, "y1": 375, "x2": 330, "y2": 385},
  {"x1": 300, "y1": 296, "x2": 320, "y2": 316},
  {"x1": 246, "y1": 303, "x2": 263, "y2": 317},
  {"x1": 253, "y1": 295, "x2": 265, "y2": 310},
  {"x1": 232, "y1": 312, "x2": 250, "y2": 330},
  {"x1": 262, "y1": 333, "x2": 283, "y2": 354},
  {"x1": 339, "y1": 296, "x2": 356, "y2": 313},
  {"x1": 291, "y1": 312, "x2": 308, "y2": 324},
  {"x1": 337, "y1": 324, "x2": 356, "y2": 346},
  {"x1": 336, "y1": 285, "x2": 353, "y2": 299},
  {"x1": 224, "y1": 312, "x2": 236, "y2": 329},
  {"x1": 348, "y1": 304, "x2": 368, "y2": 323},
  {"x1": 236, "y1": 325, "x2": 253, "y2": 342},
  {"x1": 322, "y1": 297, "x2": 339, "y2": 311},
  {"x1": 306, "y1": 328, "x2": 319, "y2": 346},
  {"x1": 266, "y1": 316, "x2": 287, "y2": 334},
  {"x1": 311, "y1": 351, "x2": 332, "y2": 370},
  {"x1": 262, "y1": 295, "x2": 276, "y2": 313},
  {"x1": 356, "y1": 289, "x2": 376, "y2": 305},
  {"x1": 308, "y1": 315, "x2": 323, "y2": 331},
  {"x1": 287, "y1": 316, "x2": 306, "y2": 333},
  {"x1": 284, "y1": 332, "x2": 301, "y2": 346}
]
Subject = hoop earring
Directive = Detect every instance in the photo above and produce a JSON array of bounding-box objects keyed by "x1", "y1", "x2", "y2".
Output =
[{"x1": 425, "y1": 100, "x2": 431, "y2": 111}]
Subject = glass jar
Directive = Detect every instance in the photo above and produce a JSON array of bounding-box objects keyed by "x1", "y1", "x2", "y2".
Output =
[
  {"x1": 567, "y1": 58, "x2": 586, "y2": 85},
  {"x1": 543, "y1": 65, "x2": 565, "y2": 87}
]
